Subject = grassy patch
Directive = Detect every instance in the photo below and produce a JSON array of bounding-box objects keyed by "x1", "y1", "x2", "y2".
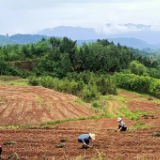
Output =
[
  {"x1": 3, "y1": 141, "x2": 16, "y2": 145},
  {"x1": 56, "y1": 143, "x2": 65, "y2": 148},
  {"x1": 74, "y1": 99, "x2": 86, "y2": 105},
  {"x1": 35, "y1": 96, "x2": 45, "y2": 104},
  {"x1": 101, "y1": 95, "x2": 128, "y2": 103},
  {"x1": 130, "y1": 122, "x2": 154, "y2": 129},
  {"x1": 0, "y1": 125, "x2": 20, "y2": 129},
  {"x1": 0, "y1": 98, "x2": 4, "y2": 102},
  {"x1": 0, "y1": 76, "x2": 19, "y2": 81},
  {"x1": 119, "y1": 107, "x2": 149, "y2": 120},
  {"x1": 154, "y1": 100, "x2": 160, "y2": 105},
  {"x1": 40, "y1": 116, "x2": 102, "y2": 127},
  {"x1": 0, "y1": 77, "x2": 29, "y2": 86}
]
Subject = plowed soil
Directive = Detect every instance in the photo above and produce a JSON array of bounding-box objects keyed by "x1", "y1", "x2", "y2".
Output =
[
  {"x1": 1, "y1": 84, "x2": 160, "y2": 159},
  {"x1": 0, "y1": 85, "x2": 96, "y2": 126},
  {"x1": 1, "y1": 123, "x2": 160, "y2": 160},
  {"x1": 127, "y1": 100, "x2": 160, "y2": 112}
]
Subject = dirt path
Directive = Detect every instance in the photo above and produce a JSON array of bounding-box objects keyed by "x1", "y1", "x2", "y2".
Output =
[
  {"x1": 113, "y1": 101, "x2": 125, "y2": 116},
  {"x1": 108, "y1": 101, "x2": 117, "y2": 116}
]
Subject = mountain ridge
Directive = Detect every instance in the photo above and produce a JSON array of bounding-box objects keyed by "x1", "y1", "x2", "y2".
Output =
[{"x1": 0, "y1": 33, "x2": 159, "y2": 50}]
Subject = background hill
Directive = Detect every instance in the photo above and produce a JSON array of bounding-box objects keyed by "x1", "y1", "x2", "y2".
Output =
[{"x1": 0, "y1": 33, "x2": 160, "y2": 50}]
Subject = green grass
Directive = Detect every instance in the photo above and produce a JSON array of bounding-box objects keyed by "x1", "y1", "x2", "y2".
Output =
[
  {"x1": 0, "y1": 77, "x2": 29, "y2": 86},
  {"x1": 74, "y1": 99, "x2": 86, "y2": 105},
  {"x1": 0, "y1": 125, "x2": 20, "y2": 129},
  {"x1": 119, "y1": 107, "x2": 150, "y2": 120},
  {"x1": 39, "y1": 116, "x2": 102, "y2": 127},
  {"x1": 56, "y1": 143, "x2": 65, "y2": 148},
  {"x1": 35, "y1": 96, "x2": 46, "y2": 104},
  {"x1": 0, "y1": 98, "x2": 4, "y2": 102},
  {"x1": 101, "y1": 95, "x2": 128, "y2": 103},
  {"x1": 130, "y1": 122, "x2": 154, "y2": 129},
  {"x1": 3, "y1": 141, "x2": 16, "y2": 145}
]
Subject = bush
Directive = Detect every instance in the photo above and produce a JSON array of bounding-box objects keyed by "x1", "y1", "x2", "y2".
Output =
[
  {"x1": 28, "y1": 76, "x2": 39, "y2": 86},
  {"x1": 40, "y1": 76, "x2": 54, "y2": 88},
  {"x1": 92, "y1": 101, "x2": 102, "y2": 108},
  {"x1": 82, "y1": 86, "x2": 100, "y2": 102},
  {"x1": 114, "y1": 73, "x2": 160, "y2": 98}
]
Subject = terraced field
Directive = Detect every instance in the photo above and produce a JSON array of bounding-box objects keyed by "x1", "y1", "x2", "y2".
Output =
[
  {"x1": 0, "y1": 84, "x2": 97, "y2": 126},
  {"x1": 1, "y1": 78, "x2": 160, "y2": 159},
  {"x1": 104, "y1": 91, "x2": 160, "y2": 119},
  {"x1": 1, "y1": 120, "x2": 160, "y2": 160}
]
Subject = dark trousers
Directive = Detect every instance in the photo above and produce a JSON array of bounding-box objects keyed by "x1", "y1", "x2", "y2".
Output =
[
  {"x1": 78, "y1": 138, "x2": 90, "y2": 145},
  {"x1": 0, "y1": 147, "x2": 2, "y2": 159},
  {"x1": 120, "y1": 127, "x2": 127, "y2": 132}
]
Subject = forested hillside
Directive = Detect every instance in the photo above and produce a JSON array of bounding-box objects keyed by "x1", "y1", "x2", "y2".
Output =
[
  {"x1": 1, "y1": 37, "x2": 160, "y2": 101},
  {"x1": 0, "y1": 37, "x2": 158, "y2": 77}
]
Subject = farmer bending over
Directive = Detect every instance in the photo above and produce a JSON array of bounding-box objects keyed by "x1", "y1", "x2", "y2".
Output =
[
  {"x1": 78, "y1": 133, "x2": 95, "y2": 149},
  {"x1": 117, "y1": 117, "x2": 127, "y2": 132},
  {"x1": 0, "y1": 145, "x2": 2, "y2": 160}
]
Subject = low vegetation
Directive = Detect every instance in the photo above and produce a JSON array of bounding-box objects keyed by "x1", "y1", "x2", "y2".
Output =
[
  {"x1": 152, "y1": 132, "x2": 160, "y2": 137},
  {"x1": 40, "y1": 116, "x2": 101, "y2": 127},
  {"x1": 56, "y1": 143, "x2": 65, "y2": 148}
]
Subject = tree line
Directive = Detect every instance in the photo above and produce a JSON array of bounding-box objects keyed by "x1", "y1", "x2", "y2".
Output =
[{"x1": 0, "y1": 37, "x2": 158, "y2": 78}]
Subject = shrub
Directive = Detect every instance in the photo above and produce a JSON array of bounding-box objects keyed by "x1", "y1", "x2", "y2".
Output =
[
  {"x1": 114, "y1": 73, "x2": 160, "y2": 98},
  {"x1": 92, "y1": 101, "x2": 102, "y2": 108},
  {"x1": 82, "y1": 86, "x2": 100, "y2": 102},
  {"x1": 40, "y1": 76, "x2": 53, "y2": 88},
  {"x1": 28, "y1": 76, "x2": 39, "y2": 86}
]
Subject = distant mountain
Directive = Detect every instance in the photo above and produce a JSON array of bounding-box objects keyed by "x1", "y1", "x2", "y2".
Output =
[
  {"x1": 107, "y1": 37, "x2": 158, "y2": 50},
  {"x1": 77, "y1": 38, "x2": 159, "y2": 50},
  {"x1": 38, "y1": 26, "x2": 99, "y2": 40},
  {"x1": 0, "y1": 35, "x2": 17, "y2": 45},
  {"x1": 10, "y1": 34, "x2": 50, "y2": 44},
  {"x1": 38, "y1": 25, "x2": 160, "y2": 44},
  {"x1": 0, "y1": 33, "x2": 160, "y2": 50},
  {"x1": 0, "y1": 34, "x2": 50, "y2": 45}
]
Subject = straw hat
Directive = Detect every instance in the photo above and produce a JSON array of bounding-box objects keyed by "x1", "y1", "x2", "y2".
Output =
[
  {"x1": 117, "y1": 117, "x2": 122, "y2": 121},
  {"x1": 89, "y1": 133, "x2": 95, "y2": 140}
]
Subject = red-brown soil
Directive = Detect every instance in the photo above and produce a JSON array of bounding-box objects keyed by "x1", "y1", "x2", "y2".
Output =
[
  {"x1": 1, "y1": 84, "x2": 160, "y2": 159},
  {"x1": 138, "y1": 112, "x2": 160, "y2": 127},
  {"x1": 127, "y1": 100, "x2": 160, "y2": 112},
  {"x1": 0, "y1": 85, "x2": 96, "y2": 126},
  {"x1": 118, "y1": 91, "x2": 140, "y2": 99},
  {"x1": 1, "y1": 121, "x2": 160, "y2": 160}
]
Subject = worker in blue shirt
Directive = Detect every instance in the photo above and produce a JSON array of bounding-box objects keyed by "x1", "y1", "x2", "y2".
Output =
[{"x1": 78, "y1": 133, "x2": 95, "y2": 149}]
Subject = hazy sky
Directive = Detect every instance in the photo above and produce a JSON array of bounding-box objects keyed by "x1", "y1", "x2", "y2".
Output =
[{"x1": 0, "y1": 0, "x2": 160, "y2": 35}]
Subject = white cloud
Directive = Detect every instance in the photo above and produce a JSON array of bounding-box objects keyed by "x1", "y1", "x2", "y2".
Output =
[{"x1": 0, "y1": 0, "x2": 160, "y2": 35}]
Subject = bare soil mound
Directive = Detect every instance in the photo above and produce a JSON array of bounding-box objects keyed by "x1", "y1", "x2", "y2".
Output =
[
  {"x1": 118, "y1": 91, "x2": 140, "y2": 99},
  {"x1": 56, "y1": 118, "x2": 134, "y2": 131},
  {"x1": 0, "y1": 85, "x2": 96, "y2": 126},
  {"x1": 127, "y1": 100, "x2": 160, "y2": 112},
  {"x1": 1, "y1": 124, "x2": 160, "y2": 160}
]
